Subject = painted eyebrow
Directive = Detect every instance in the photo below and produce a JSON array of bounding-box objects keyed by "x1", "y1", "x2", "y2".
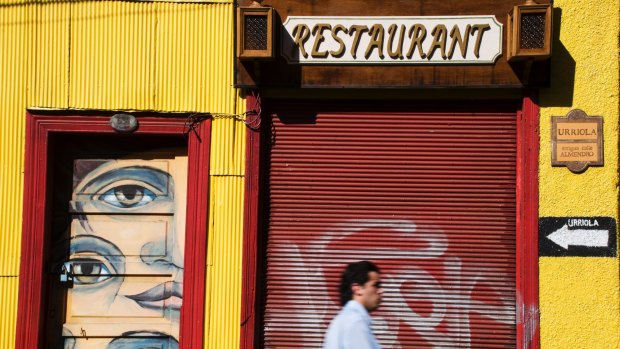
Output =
[
  {"x1": 68, "y1": 235, "x2": 126, "y2": 274},
  {"x1": 70, "y1": 234, "x2": 124, "y2": 257},
  {"x1": 79, "y1": 166, "x2": 171, "y2": 196}
]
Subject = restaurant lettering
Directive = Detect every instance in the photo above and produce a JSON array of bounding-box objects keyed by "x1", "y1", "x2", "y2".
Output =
[{"x1": 281, "y1": 16, "x2": 503, "y2": 64}]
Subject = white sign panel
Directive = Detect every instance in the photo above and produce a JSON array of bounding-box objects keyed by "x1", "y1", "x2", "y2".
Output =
[{"x1": 281, "y1": 16, "x2": 503, "y2": 64}]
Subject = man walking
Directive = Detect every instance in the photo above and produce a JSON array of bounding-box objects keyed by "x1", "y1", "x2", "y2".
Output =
[{"x1": 322, "y1": 260, "x2": 384, "y2": 349}]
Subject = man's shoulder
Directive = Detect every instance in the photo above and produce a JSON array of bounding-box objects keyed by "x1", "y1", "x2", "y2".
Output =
[
  {"x1": 323, "y1": 307, "x2": 370, "y2": 349},
  {"x1": 329, "y1": 306, "x2": 368, "y2": 330}
]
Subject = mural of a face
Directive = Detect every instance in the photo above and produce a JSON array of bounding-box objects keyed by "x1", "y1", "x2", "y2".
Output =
[{"x1": 59, "y1": 157, "x2": 187, "y2": 349}]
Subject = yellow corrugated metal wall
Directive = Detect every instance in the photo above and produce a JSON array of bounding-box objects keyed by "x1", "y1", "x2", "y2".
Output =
[
  {"x1": 0, "y1": 1, "x2": 245, "y2": 348},
  {"x1": 0, "y1": 4, "x2": 33, "y2": 347}
]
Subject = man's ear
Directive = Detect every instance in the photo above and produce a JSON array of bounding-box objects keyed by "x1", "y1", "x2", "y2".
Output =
[{"x1": 351, "y1": 283, "x2": 362, "y2": 296}]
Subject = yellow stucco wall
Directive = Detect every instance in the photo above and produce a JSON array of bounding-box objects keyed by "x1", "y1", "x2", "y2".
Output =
[
  {"x1": 539, "y1": 0, "x2": 620, "y2": 348},
  {"x1": 0, "y1": 1, "x2": 245, "y2": 348}
]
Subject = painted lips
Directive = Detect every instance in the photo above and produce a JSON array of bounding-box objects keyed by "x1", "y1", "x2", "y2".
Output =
[{"x1": 127, "y1": 281, "x2": 183, "y2": 311}]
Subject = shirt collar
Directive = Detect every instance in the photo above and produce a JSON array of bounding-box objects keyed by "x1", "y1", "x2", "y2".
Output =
[{"x1": 345, "y1": 300, "x2": 372, "y2": 324}]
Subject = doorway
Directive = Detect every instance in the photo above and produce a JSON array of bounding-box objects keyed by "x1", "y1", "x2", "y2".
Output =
[
  {"x1": 16, "y1": 112, "x2": 211, "y2": 349},
  {"x1": 47, "y1": 135, "x2": 186, "y2": 348}
]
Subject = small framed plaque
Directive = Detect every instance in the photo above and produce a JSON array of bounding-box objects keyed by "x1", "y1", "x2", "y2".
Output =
[{"x1": 551, "y1": 109, "x2": 603, "y2": 173}]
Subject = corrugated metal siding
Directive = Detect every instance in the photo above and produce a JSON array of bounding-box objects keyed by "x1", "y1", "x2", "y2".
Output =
[
  {"x1": 199, "y1": 4, "x2": 245, "y2": 349},
  {"x1": 67, "y1": 1, "x2": 237, "y2": 113},
  {"x1": 0, "y1": 277, "x2": 19, "y2": 349},
  {"x1": 1, "y1": 2, "x2": 244, "y2": 348},
  {"x1": 264, "y1": 106, "x2": 517, "y2": 348},
  {"x1": 205, "y1": 176, "x2": 245, "y2": 349},
  {"x1": 0, "y1": 4, "x2": 33, "y2": 277},
  {"x1": 32, "y1": 2, "x2": 70, "y2": 107},
  {"x1": 156, "y1": 2, "x2": 236, "y2": 113},
  {"x1": 0, "y1": 7, "x2": 32, "y2": 348},
  {"x1": 69, "y1": 1, "x2": 156, "y2": 110},
  {"x1": 211, "y1": 116, "x2": 247, "y2": 176}
]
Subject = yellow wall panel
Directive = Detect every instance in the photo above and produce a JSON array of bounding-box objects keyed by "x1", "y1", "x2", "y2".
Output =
[
  {"x1": 540, "y1": 259, "x2": 620, "y2": 348},
  {"x1": 0, "y1": 4, "x2": 33, "y2": 277},
  {"x1": 199, "y1": 3, "x2": 235, "y2": 113},
  {"x1": 69, "y1": 1, "x2": 156, "y2": 110},
  {"x1": 205, "y1": 176, "x2": 244, "y2": 349},
  {"x1": 156, "y1": 1, "x2": 245, "y2": 176},
  {"x1": 538, "y1": 0, "x2": 620, "y2": 348},
  {"x1": 539, "y1": 0, "x2": 619, "y2": 217},
  {"x1": 210, "y1": 116, "x2": 246, "y2": 176},
  {"x1": 31, "y1": 2, "x2": 70, "y2": 107},
  {"x1": 155, "y1": 3, "x2": 236, "y2": 112},
  {"x1": 0, "y1": 277, "x2": 19, "y2": 349},
  {"x1": 155, "y1": 2, "x2": 204, "y2": 112},
  {"x1": 2, "y1": 2, "x2": 246, "y2": 348}
]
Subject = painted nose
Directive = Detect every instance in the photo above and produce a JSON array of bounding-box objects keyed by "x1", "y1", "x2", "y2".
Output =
[{"x1": 140, "y1": 241, "x2": 181, "y2": 270}]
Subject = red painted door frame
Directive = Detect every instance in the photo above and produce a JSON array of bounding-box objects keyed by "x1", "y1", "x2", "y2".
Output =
[
  {"x1": 240, "y1": 93, "x2": 540, "y2": 349},
  {"x1": 15, "y1": 111, "x2": 211, "y2": 349},
  {"x1": 516, "y1": 94, "x2": 541, "y2": 349}
]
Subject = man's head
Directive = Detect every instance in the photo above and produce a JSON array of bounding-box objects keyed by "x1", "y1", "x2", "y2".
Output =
[{"x1": 339, "y1": 261, "x2": 383, "y2": 312}]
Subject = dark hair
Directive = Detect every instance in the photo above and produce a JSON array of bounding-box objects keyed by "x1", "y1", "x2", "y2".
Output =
[{"x1": 339, "y1": 260, "x2": 380, "y2": 306}]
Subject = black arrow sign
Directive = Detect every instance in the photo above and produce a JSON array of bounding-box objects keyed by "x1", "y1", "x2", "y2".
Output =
[{"x1": 539, "y1": 217, "x2": 617, "y2": 257}]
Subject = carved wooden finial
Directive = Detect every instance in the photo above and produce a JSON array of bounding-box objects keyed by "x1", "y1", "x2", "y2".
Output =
[
  {"x1": 524, "y1": 0, "x2": 539, "y2": 4},
  {"x1": 250, "y1": 0, "x2": 264, "y2": 7}
]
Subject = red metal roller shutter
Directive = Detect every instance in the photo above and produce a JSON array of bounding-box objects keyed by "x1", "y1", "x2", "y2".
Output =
[{"x1": 263, "y1": 104, "x2": 517, "y2": 349}]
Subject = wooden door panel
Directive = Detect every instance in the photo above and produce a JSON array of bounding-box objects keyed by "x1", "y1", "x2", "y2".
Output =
[
  {"x1": 68, "y1": 217, "x2": 172, "y2": 259},
  {"x1": 64, "y1": 333, "x2": 178, "y2": 349},
  {"x1": 52, "y1": 154, "x2": 187, "y2": 348},
  {"x1": 67, "y1": 276, "x2": 172, "y2": 319}
]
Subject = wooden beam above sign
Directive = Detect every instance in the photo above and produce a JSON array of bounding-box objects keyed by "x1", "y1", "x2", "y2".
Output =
[{"x1": 235, "y1": 0, "x2": 552, "y2": 88}]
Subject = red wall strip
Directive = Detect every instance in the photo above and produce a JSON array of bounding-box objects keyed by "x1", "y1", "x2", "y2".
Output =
[
  {"x1": 241, "y1": 93, "x2": 263, "y2": 349},
  {"x1": 516, "y1": 93, "x2": 541, "y2": 349}
]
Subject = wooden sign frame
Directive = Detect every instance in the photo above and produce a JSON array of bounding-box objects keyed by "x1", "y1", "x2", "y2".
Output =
[
  {"x1": 234, "y1": 0, "x2": 553, "y2": 88},
  {"x1": 551, "y1": 109, "x2": 603, "y2": 173}
]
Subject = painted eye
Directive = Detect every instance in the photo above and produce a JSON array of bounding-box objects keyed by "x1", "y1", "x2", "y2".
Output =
[
  {"x1": 99, "y1": 184, "x2": 156, "y2": 208},
  {"x1": 70, "y1": 259, "x2": 112, "y2": 285}
]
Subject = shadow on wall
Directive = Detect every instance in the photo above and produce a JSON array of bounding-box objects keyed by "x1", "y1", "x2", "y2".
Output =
[{"x1": 540, "y1": 7, "x2": 576, "y2": 108}]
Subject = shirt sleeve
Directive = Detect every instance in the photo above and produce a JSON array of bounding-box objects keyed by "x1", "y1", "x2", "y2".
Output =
[{"x1": 342, "y1": 318, "x2": 379, "y2": 349}]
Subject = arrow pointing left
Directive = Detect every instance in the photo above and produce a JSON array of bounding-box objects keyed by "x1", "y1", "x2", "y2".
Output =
[{"x1": 546, "y1": 224, "x2": 609, "y2": 249}]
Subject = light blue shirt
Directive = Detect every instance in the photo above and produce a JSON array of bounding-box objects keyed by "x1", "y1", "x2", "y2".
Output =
[{"x1": 322, "y1": 300, "x2": 382, "y2": 349}]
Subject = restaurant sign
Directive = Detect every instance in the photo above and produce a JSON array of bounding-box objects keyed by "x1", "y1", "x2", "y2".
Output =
[{"x1": 281, "y1": 16, "x2": 503, "y2": 64}]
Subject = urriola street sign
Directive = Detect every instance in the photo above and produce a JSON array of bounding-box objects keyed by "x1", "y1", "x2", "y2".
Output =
[{"x1": 539, "y1": 217, "x2": 617, "y2": 257}]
